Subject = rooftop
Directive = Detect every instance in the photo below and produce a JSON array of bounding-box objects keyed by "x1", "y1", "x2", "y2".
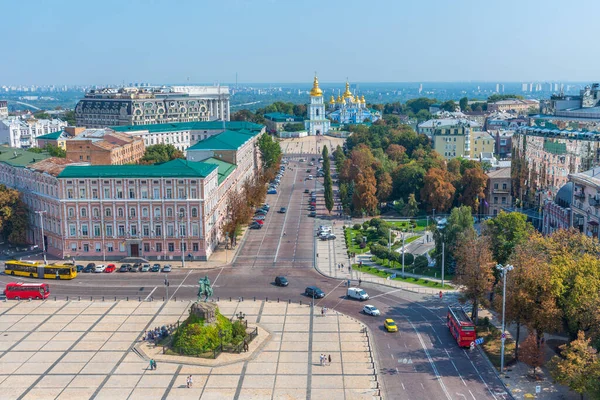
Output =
[
  {"x1": 27, "y1": 157, "x2": 85, "y2": 177},
  {"x1": 187, "y1": 129, "x2": 259, "y2": 151},
  {"x1": 517, "y1": 126, "x2": 600, "y2": 141},
  {"x1": 203, "y1": 157, "x2": 237, "y2": 185},
  {"x1": 263, "y1": 112, "x2": 303, "y2": 122},
  {"x1": 36, "y1": 131, "x2": 63, "y2": 141},
  {"x1": 0, "y1": 148, "x2": 50, "y2": 167},
  {"x1": 111, "y1": 121, "x2": 264, "y2": 134},
  {"x1": 487, "y1": 167, "x2": 511, "y2": 179},
  {"x1": 58, "y1": 158, "x2": 217, "y2": 179},
  {"x1": 418, "y1": 118, "x2": 482, "y2": 129}
]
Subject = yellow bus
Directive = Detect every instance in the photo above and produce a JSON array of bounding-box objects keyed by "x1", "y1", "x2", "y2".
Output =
[{"x1": 4, "y1": 260, "x2": 77, "y2": 280}]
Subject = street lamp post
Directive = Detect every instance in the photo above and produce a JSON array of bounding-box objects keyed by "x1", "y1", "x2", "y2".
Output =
[
  {"x1": 496, "y1": 263, "x2": 514, "y2": 375},
  {"x1": 179, "y1": 213, "x2": 185, "y2": 269},
  {"x1": 401, "y1": 231, "x2": 406, "y2": 278},
  {"x1": 35, "y1": 210, "x2": 47, "y2": 265}
]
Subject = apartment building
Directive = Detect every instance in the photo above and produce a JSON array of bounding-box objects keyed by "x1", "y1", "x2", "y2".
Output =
[
  {"x1": 569, "y1": 167, "x2": 600, "y2": 239},
  {"x1": 64, "y1": 129, "x2": 145, "y2": 165},
  {"x1": 0, "y1": 117, "x2": 67, "y2": 148},
  {"x1": 483, "y1": 168, "x2": 512, "y2": 216}
]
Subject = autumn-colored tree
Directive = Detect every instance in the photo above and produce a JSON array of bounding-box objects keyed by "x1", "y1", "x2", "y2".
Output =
[
  {"x1": 243, "y1": 175, "x2": 267, "y2": 209},
  {"x1": 352, "y1": 166, "x2": 378, "y2": 216},
  {"x1": 520, "y1": 333, "x2": 545, "y2": 378},
  {"x1": 376, "y1": 171, "x2": 393, "y2": 204},
  {"x1": 549, "y1": 331, "x2": 600, "y2": 400},
  {"x1": 458, "y1": 166, "x2": 487, "y2": 211},
  {"x1": 221, "y1": 189, "x2": 252, "y2": 247},
  {"x1": 453, "y1": 232, "x2": 494, "y2": 323},
  {"x1": 420, "y1": 168, "x2": 456, "y2": 213},
  {"x1": 385, "y1": 144, "x2": 407, "y2": 162},
  {"x1": 0, "y1": 185, "x2": 29, "y2": 245}
]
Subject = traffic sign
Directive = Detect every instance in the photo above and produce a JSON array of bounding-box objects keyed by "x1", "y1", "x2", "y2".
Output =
[
  {"x1": 535, "y1": 386, "x2": 541, "y2": 394},
  {"x1": 475, "y1": 338, "x2": 484, "y2": 345},
  {"x1": 501, "y1": 333, "x2": 506, "y2": 339}
]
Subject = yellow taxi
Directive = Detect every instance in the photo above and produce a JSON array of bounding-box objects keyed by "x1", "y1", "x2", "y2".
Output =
[{"x1": 384, "y1": 319, "x2": 398, "y2": 332}]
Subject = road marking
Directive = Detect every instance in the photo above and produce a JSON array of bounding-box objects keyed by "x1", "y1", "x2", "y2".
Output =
[
  {"x1": 466, "y1": 355, "x2": 498, "y2": 400},
  {"x1": 401, "y1": 382, "x2": 405, "y2": 390},
  {"x1": 144, "y1": 286, "x2": 157, "y2": 301},
  {"x1": 274, "y1": 165, "x2": 299, "y2": 262},
  {"x1": 409, "y1": 319, "x2": 452, "y2": 400},
  {"x1": 213, "y1": 267, "x2": 224, "y2": 286},
  {"x1": 387, "y1": 343, "x2": 390, "y2": 349},
  {"x1": 390, "y1": 354, "x2": 394, "y2": 360},
  {"x1": 445, "y1": 348, "x2": 466, "y2": 386},
  {"x1": 469, "y1": 390, "x2": 477, "y2": 400},
  {"x1": 456, "y1": 393, "x2": 467, "y2": 400},
  {"x1": 168, "y1": 270, "x2": 192, "y2": 301}
]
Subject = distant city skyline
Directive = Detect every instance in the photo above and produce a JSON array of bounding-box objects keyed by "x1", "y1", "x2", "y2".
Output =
[{"x1": 1, "y1": 0, "x2": 599, "y2": 85}]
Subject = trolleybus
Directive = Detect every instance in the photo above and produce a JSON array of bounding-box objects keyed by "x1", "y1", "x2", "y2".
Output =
[
  {"x1": 4, "y1": 260, "x2": 77, "y2": 280},
  {"x1": 447, "y1": 304, "x2": 477, "y2": 347}
]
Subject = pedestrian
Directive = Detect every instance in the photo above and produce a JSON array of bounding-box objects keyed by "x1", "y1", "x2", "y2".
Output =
[
  {"x1": 358, "y1": 278, "x2": 362, "y2": 286},
  {"x1": 153, "y1": 360, "x2": 157, "y2": 370},
  {"x1": 328, "y1": 354, "x2": 332, "y2": 365},
  {"x1": 186, "y1": 376, "x2": 190, "y2": 388},
  {"x1": 149, "y1": 359, "x2": 153, "y2": 370},
  {"x1": 321, "y1": 308, "x2": 324, "y2": 317}
]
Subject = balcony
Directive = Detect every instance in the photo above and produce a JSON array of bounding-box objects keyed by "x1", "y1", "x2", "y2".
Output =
[
  {"x1": 493, "y1": 188, "x2": 510, "y2": 194},
  {"x1": 589, "y1": 197, "x2": 600, "y2": 207}
]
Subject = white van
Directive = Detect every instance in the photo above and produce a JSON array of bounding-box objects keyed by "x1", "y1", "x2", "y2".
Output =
[{"x1": 347, "y1": 287, "x2": 369, "y2": 301}]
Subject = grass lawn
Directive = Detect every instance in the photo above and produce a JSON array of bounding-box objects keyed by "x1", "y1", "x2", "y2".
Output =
[
  {"x1": 352, "y1": 264, "x2": 452, "y2": 289},
  {"x1": 344, "y1": 228, "x2": 370, "y2": 254},
  {"x1": 388, "y1": 219, "x2": 428, "y2": 232},
  {"x1": 476, "y1": 319, "x2": 516, "y2": 370},
  {"x1": 409, "y1": 265, "x2": 455, "y2": 280}
]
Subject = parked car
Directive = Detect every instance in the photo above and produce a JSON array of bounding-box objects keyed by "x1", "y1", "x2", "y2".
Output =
[
  {"x1": 275, "y1": 276, "x2": 288, "y2": 287},
  {"x1": 118, "y1": 265, "x2": 129, "y2": 273},
  {"x1": 162, "y1": 265, "x2": 172, "y2": 273},
  {"x1": 362, "y1": 305, "x2": 380, "y2": 316},
  {"x1": 104, "y1": 264, "x2": 116, "y2": 273},
  {"x1": 309, "y1": 161, "x2": 315, "y2": 166},
  {"x1": 278, "y1": 207, "x2": 287, "y2": 214},
  {"x1": 151, "y1": 264, "x2": 161, "y2": 272},
  {"x1": 307, "y1": 175, "x2": 313, "y2": 180},
  {"x1": 267, "y1": 189, "x2": 277, "y2": 194},
  {"x1": 82, "y1": 265, "x2": 95, "y2": 273},
  {"x1": 309, "y1": 205, "x2": 316, "y2": 211},
  {"x1": 129, "y1": 263, "x2": 140, "y2": 272},
  {"x1": 253, "y1": 219, "x2": 264, "y2": 225},
  {"x1": 76, "y1": 265, "x2": 84, "y2": 272},
  {"x1": 320, "y1": 233, "x2": 336, "y2": 241},
  {"x1": 262, "y1": 204, "x2": 270, "y2": 210},
  {"x1": 250, "y1": 222, "x2": 262, "y2": 229},
  {"x1": 304, "y1": 286, "x2": 325, "y2": 298},
  {"x1": 309, "y1": 211, "x2": 317, "y2": 218},
  {"x1": 255, "y1": 209, "x2": 268, "y2": 216},
  {"x1": 384, "y1": 319, "x2": 398, "y2": 332},
  {"x1": 310, "y1": 201, "x2": 316, "y2": 207},
  {"x1": 94, "y1": 264, "x2": 106, "y2": 273},
  {"x1": 304, "y1": 189, "x2": 309, "y2": 194},
  {"x1": 141, "y1": 264, "x2": 151, "y2": 272},
  {"x1": 306, "y1": 169, "x2": 311, "y2": 173},
  {"x1": 254, "y1": 215, "x2": 266, "y2": 221}
]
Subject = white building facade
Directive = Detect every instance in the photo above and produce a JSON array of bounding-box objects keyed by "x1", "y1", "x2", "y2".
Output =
[
  {"x1": 0, "y1": 117, "x2": 67, "y2": 148},
  {"x1": 304, "y1": 76, "x2": 330, "y2": 136}
]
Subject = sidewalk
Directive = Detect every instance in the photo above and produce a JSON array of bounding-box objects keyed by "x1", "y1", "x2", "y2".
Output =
[{"x1": 477, "y1": 308, "x2": 579, "y2": 400}]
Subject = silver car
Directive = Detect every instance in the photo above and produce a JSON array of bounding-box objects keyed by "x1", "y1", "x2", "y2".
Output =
[{"x1": 362, "y1": 305, "x2": 381, "y2": 316}]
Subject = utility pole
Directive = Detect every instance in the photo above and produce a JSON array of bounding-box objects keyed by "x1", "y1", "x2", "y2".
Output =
[
  {"x1": 164, "y1": 275, "x2": 170, "y2": 302},
  {"x1": 35, "y1": 210, "x2": 47, "y2": 265},
  {"x1": 179, "y1": 213, "x2": 185, "y2": 269},
  {"x1": 496, "y1": 263, "x2": 514, "y2": 375},
  {"x1": 401, "y1": 231, "x2": 406, "y2": 278},
  {"x1": 441, "y1": 242, "x2": 445, "y2": 288}
]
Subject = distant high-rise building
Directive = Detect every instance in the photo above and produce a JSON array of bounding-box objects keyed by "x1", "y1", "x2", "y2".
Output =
[
  {"x1": 419, "y1": 83, "x2": 423, "y2": 94},
  {"x1": 529, "y1": 83, "x2": 534, "y2": 92},
  {"x1": 554, "y1": 83, "x2": 559, "y2": 92},
  {"x1": 75, "y1": 86, "x2": 230, "y2": 128},
  {"x1": 0, "y1": 101, "x2": 7, "y2": 119},
  {"x1": 496, "y1": 83, "x2": 500, "y2": 93},
  {"x1": 522, "y1": 83, "x2": 528, "y2": 92}
]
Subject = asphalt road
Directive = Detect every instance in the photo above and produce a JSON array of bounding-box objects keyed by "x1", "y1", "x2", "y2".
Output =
[{"x1": 0, "y1": 155, "x2": 510, "y2": 400}]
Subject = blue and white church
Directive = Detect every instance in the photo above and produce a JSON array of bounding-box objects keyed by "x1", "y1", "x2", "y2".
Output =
[{"x1": 305, "y1": 76, "x2": 380, "y2": 136}]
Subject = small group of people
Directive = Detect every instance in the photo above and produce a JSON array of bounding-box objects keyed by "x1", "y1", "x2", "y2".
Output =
[
  {"x1": 144, "y1": 325, "x2": 174, "y2": 344},
  {"x1": 149, "y1": 359, "x2": 157, "y2": 370},
  {"x1": 186, "y1": 375, "x2": 193, "y2": 388},
  {"x1": 319, "y1": 353, "x2": 332, "y2": 366},
  {"x1": 321, "y1": 307, "x2": 328, "y2": 317},
  {"x1": 337, "y1": 263, "x2": 345, "y2": 270}
]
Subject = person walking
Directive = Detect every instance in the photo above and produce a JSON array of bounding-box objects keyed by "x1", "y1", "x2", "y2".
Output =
[
  {"x1": 149, "y1": 359, "x2": 154, "y2": 370},
  {"x1": 153, "y1": 360, "x2": 157, "y2": 370},
  {"x1": 186, "y1": 376, "x2": 190, "y2": 388},
  {"x1": 328, "y1": 354, "x2": 332, "y2": 365}
]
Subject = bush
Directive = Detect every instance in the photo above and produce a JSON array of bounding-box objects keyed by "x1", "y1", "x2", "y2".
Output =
[
  {"x1": 369, "y1": 218, "x2": 383, "y2": 228},
  {"x1": 376, "y1": 226, "x2": 391, "y2": 240},
  {"x1": 359, "y1": 242, "x2": 366, "y2": 249},
  {"x1": 414, "y1": 255, "x2": 428, "y2": 269},
  {"x1": 401, "y1": 252, "x2": 414, "y2": 265},
  {"x1": 362, "y1": 221, "x2": 370, "y2": 230},
  {"x1": 378, "y1": 238, "x2": 388, "y2": 246},
  {"x1": 353, "y1": 224, "x2": 362, "y2": 230}
]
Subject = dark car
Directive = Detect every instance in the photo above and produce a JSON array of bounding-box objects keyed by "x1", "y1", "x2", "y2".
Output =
[
  {"x1": 275, "y1": 276, "x2": 289, "y2": 287},
  {"x1": 304, "y1": 189, "x2": 309, "y2": 194},
  {"x1": 130, "y1": 263, "x2": 140, "y2": 272},
  {"x1": 309, "y1": 205, "x2": 316, "y2": 211},
  {"x1": 118, "y1": 264, "x2": 130, "y2": 272},
  {"x1": 255, "y1": 209, "x2": 268, "y2": 215},
  {"x1": 82, "y1": 265, "x2": 95, "y2": 273},
  {"x1": 250, "y1": 222, "x2": 262, "y2": 229},
  {"x1": 305, "y1": 286, "x2": 325, "y2": 298},
  {"x1": 75, "y1": 264, "x2": 84, "y2": 272},
  {"x1": 278, "y1": 207, "x2": 287, "y2": 214},
  {"x1": 151, "y1": 264, "x2": 161, "y2": 272},
  {"x1": 306, "y1": 169, "x2": 311, "y2": 173},
  {"x1": 309, "y1": 211, "x2": 317, "y2": 218}
]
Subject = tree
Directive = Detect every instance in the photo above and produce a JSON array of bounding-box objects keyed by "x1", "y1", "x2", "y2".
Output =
[
  {"x1": 420, "y1": 168, "x2": 456, "y2": 213},
  {"x1": 549, "y1": 331, "x2": 600, "y2": 400},
  {"x1": 385, "y1": 144, "x2": 407, "y2": 162},
  {"x1": 282, "y1": 123, "x2": 304, "y2": 132},
  {"x1": 63, "y1": 110, "x2": 76, "y2": 125},
  {"x1": 33, "y1": 111, "x2": 51, "y2": 119},
  {"x1": 376, "y1": 171, "x2": 393, "y2": 204},
  {"x1": 459, "y1": 97, "x2": 469, "y2": 112},
  {"x1": 392, "y1": 162, "x2": 426, "y2": 202},
  {"x1": 483, "y1": 211, "x2": 533, "y2": 266},
  {"x1": 28, "y1": 144, "x2": 66, "y2": 158},
  {"x1": 520, "y1": 333, "x2": 545, "y2": 378},
  {"x1": 140, "y1": 144, "x2": 184, "y2": 165},
  {"x1": 454, "y1": 232, "x2": 494, "y2": 323},
  {"x1": 458, "y1": 166, "x2": 487, "y2": 212},
  {"x1": 433, "y1": 206, "x2": 475, "y2": 275},
  {"x1": 402, "y1": 193, "x2": 419, "y2": 217},
  {"x1": 0, "y1": 185, "x2": 29, "y2": 245},
  {"x1": 257, "y1": 133, "x2": 282, "y2": 170},
  {"x1": 352, "y1": 167, "x2": 378, "y2": 216},
  {"x1": 440, "y1": 100, "x2": 457, "y2": 112},
  {"x1": 221, "y1": 189, "x2": 252, "y2": 247}
]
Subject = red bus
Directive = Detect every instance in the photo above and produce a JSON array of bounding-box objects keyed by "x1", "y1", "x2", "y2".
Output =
[
  {"x1": 4, "y1": 282, "x2": 50, "y2": 300},
  {"x1": 447, "y1": 304, "x2": 476, "y2": 347}
]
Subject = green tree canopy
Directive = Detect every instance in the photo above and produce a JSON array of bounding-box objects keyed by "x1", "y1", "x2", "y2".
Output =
[
  {"x1": 257, "y1": 133, "x2": 282, "y2": 170},
  {"x1": 140, "y1": 144, "x2": 184, "y2": 165},
  {"x1": 483, "y1": 211, "x2": 534, "y2": 265}
]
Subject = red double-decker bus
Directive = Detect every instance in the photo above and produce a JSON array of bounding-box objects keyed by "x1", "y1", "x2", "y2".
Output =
[
  {"x1": 447, "y1": 304, "x2": 476, "y2": 347},
  {"x1": 4, "y1": 282, "x2": 50, "y2": 300}
]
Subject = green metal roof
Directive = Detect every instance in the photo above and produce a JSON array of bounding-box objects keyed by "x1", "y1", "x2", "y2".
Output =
[
  {"x1": 187, "y1": 129, "x2": 258, "y2": 151},
  {"x1": 264, "y1": 112, "x2": 303, "y2": 122},
  {"x1": 36, "y1": 131, "x2": 62, "y2": 140},
  {"x1": 111, "y1": 121, "x2": 264, "y2": 134},
  {"x1": 58, "y1": 158, "x2": 217, "y2": 179},
  {"x1": 0, "y1": 148, "x2": 50, "y2": 167},
  {"x1": 203, "y1": 157, "x2": 237, "y2": 185}
]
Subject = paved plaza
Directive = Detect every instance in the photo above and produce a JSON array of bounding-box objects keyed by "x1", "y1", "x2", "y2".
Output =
[
  {"x1": 279, "y1": 136, "x2": 346, "y2": 155},
  {"x1": 0, "y1": 299, "x2": 379, "y2": 400}
]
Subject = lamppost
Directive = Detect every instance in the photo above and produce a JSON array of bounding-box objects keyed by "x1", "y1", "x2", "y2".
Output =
[
  {"x1": 35, "y1": 210, "x2": 47, "y2": 265},
  {"x1": 401, "y1": 230, "x2": 406, "y2": 278},
  {"x1": 496, "y1": 263, "x2": 514, "y2": 375},
  {"x1": 179, "y1": 213, "x2": 185, "y2": 268}
]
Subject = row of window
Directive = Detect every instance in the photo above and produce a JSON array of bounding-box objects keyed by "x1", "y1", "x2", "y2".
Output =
[
  {"x1": 70, "y1": 242, "x2": 201, "y2": 253},
  {"x1": 66, "y1": 186, "x2": 199, "y2": 200},
  {"x1": 68, "y1": 223, "x2": 201, "y2": 238},
  {"x1": 67, "y1": 206, "x2": 199, "y2": 219}
]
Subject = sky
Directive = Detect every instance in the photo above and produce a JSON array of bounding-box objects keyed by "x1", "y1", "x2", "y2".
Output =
[{"x1": 1, "y1": 0, "x2": 598, "y2": 85}]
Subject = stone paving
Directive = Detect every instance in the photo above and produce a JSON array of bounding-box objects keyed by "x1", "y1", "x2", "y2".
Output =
[{"x1": 0, "y1": 299, "x2": 378, "y2": 400}]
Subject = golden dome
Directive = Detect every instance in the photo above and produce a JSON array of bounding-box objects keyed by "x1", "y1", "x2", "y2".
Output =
[
  {"x1": 329, "y1": 96, "x2": 335, "y2": 104},
  {"x1": 360, "y1": 95, "x2": 366, "y2": 104},
  {"x1": 337, "y1": 95, "x2": 343, "y2": 103},
  {"x1": 342, "y1": 81, "x2": 353, "y2": 98},
  {"x1": 310, "y1": 76, "x2": 323, "y2": 97}
]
